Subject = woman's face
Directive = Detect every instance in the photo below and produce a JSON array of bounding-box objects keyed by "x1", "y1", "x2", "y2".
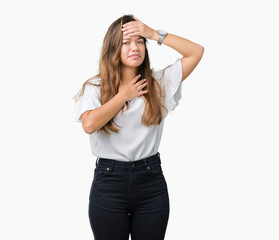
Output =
[{"x1": 120, "y1": 35, "x2": 145, "y2": 68}]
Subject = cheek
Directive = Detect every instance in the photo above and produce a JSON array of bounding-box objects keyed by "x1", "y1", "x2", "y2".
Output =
[
  {"x1": 120, "y1": 49, "x2": 126, "y2": 62},
  {"x1": 121, "y1": 47, "x2": 128, "y2": 59}
]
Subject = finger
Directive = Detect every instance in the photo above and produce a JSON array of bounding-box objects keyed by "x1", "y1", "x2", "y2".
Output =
[
  {"x1": 136, "y1": 83, "x2": 147, "y2": 94},
  {"x1": 135, "y1": 79, "x2": 146, "y2": 87},
  {"x1": 123, "y1": 29, "x2": 139, "y2": 36},
  {"x1": 127, "y1": 32, "x2": 135, "y2": 36},
  {"x1": 124, "y1": 21, "x2": 139, "y2": 29},
  {"x1": 122, "y1": 27, "x2": 135, "y2": 35},
  {"x1": 122, "y1": 26, "x2": 139, "y2": 34},
  {"x1": 123, "y1": 31, "x2": 139, "y2": 36},
  {"x1": 131, "y1": 74, "x2": 142, "y2": 83},
  {"x1": 123, "y1": 25, "x2": 139, "y2": 31},
  {"x1": 133, "y1": 16, "x2": 141, "y2": 22},
  {"x1": 127, "y1": 31, "x2": 140, "y2": 37},
  {"x1": 139, "y1": 82, "x2": 147, "y2": 90},
  {"x1": 122, "y1": 29, "x2": 132, "y2": 35},
  {"x1": 122, "y1": 22, "x2": 134, "y2": 28},
  {"x1": 139, "y1": 90, "x2": 148, "y2": 96}
]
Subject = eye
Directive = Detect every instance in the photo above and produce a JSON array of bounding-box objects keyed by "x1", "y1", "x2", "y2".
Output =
[
  {"x1": 123, "y1": 42, "x2": 129, "y2": 45},
  {"x1": 138, "y1": 41, "x2": 144, "y2": 44}
]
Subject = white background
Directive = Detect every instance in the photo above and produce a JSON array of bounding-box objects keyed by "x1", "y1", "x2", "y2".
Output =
[{"x1": 1, "y1": 0, "x2": 278, "y2": 239}]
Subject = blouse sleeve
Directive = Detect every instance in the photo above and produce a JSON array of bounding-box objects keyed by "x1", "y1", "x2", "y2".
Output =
[
  {"x1": 154, "y1": 58, "x2": 183, "y2": 112},
  {"x1": 74, "y1": 81, "x2": 101, "y2": 122}
]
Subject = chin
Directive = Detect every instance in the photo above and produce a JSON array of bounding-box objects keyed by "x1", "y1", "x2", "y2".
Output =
[
  {"x1": 129, "y1": 60, "x2": 144, "y2": 67},
  {"x1": 132, "y1": 63, "x2": 143, "y2": 68}
]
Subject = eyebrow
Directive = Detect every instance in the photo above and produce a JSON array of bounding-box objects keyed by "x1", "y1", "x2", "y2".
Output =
[{"x1": 123, "y1": 37, "x2": 144, "y2": 40}]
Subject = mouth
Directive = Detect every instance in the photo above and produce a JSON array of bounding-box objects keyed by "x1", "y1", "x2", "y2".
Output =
[{"x1": 129, "y1": 54, "x2": 140, "y2": 58}]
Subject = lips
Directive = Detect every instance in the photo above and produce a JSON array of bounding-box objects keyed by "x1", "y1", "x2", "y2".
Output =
[{"x1": 129, "y1": 54, "x2": 140, "y2": 58}]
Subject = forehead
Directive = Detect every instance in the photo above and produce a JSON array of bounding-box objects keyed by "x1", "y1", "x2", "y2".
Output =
[{"x1": 122, "y1": 36, "x2": 144, "y2": 40}]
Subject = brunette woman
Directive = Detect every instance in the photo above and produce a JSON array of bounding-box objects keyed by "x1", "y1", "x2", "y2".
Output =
[{"x1": 74, "y1": 14, "x2": 204, "y2": 240}]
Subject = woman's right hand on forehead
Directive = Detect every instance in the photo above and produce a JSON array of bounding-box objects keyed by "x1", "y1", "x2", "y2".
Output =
[{"x1": 118, "y1": 74, "x2": 148, "y2": 102}]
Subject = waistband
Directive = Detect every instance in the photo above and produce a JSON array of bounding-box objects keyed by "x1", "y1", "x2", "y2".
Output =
[{"x1": 95, "y1": 152, "x2": 161, "y2": 170}]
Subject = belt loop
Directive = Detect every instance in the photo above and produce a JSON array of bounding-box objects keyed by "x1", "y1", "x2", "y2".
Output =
[
  {"x1": 95, "y1": 157, "x2": 100, "y2": 167},
  {"x1": 110, "y1": 160, "x2": 115, "y2": 172}
]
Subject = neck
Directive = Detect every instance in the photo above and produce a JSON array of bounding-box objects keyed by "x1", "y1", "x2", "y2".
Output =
[{"x1": 121, "y1": 66, "x2": 138, "y2": 85}]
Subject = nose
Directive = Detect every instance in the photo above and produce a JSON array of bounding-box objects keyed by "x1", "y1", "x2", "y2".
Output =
[{"x1": 130, "y1": 41, "x2": 139, "y2": 51}]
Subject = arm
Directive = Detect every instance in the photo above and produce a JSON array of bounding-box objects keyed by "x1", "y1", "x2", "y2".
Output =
[
  {"x1": 122, "y1": 16, "x2": 204, "y2": 82},
  {"x1": 81, "y1": 75, "x2": 147, "y2": 134},
  {"x1": 81, "y1": 92, "x2": 127, "y2": 134},
  {"x1": 151, "y1": 32, "x2": 204, "y2": 82}
]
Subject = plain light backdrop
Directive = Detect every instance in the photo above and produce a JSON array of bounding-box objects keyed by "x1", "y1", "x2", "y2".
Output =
[{"x1": 1, "y1": 0, "x2": 278, "y2": 239}]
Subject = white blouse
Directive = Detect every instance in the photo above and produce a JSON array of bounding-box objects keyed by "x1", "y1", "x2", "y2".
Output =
[{"x1": 74, "y1": 58, "x2": 183, "y2": 162}]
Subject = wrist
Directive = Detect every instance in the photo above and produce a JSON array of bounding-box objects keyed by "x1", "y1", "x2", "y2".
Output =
[
  {"x1": 150, "y1": 30, "x2": 159, "y2": 42},
  {"x1": 117, "y1": 91, "x2": 128, "y2": 103}
]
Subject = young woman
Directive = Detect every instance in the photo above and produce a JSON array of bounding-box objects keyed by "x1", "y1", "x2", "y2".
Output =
[{"x1": 74, "y1": 14, "x2": 204, "y2": 240}]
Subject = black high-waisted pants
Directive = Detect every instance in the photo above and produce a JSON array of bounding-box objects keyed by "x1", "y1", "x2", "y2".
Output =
[{"x1": 88, "y1": 152, "x2": 170, "y2": 240}]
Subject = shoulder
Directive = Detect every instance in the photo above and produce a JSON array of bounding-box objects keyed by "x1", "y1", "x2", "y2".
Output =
[
  {"x1": 87, "y1": 76, "x2": 101, "y2": 86},
  {"x1": 84, "y1": 76, "x2": 101, "y2": 92},
  {"x1": 81, "y1": 77, "x2": 101, "y2": 100},
  {"x1": 152, "y1": 58, "x2": 182, "y2": 81}
]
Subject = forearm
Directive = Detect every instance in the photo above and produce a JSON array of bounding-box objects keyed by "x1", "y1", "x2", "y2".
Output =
[
  {"x1": 151, "y1": 31, "x2": 204, "y2": 57},
  {"x1": 82, "y1": 92, "x2": 127, "y2": 134}
]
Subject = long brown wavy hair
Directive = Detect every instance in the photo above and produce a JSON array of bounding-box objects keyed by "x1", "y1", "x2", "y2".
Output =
[{"x1": 73, "y1": 14, "x2": 168, "y2": 134}]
